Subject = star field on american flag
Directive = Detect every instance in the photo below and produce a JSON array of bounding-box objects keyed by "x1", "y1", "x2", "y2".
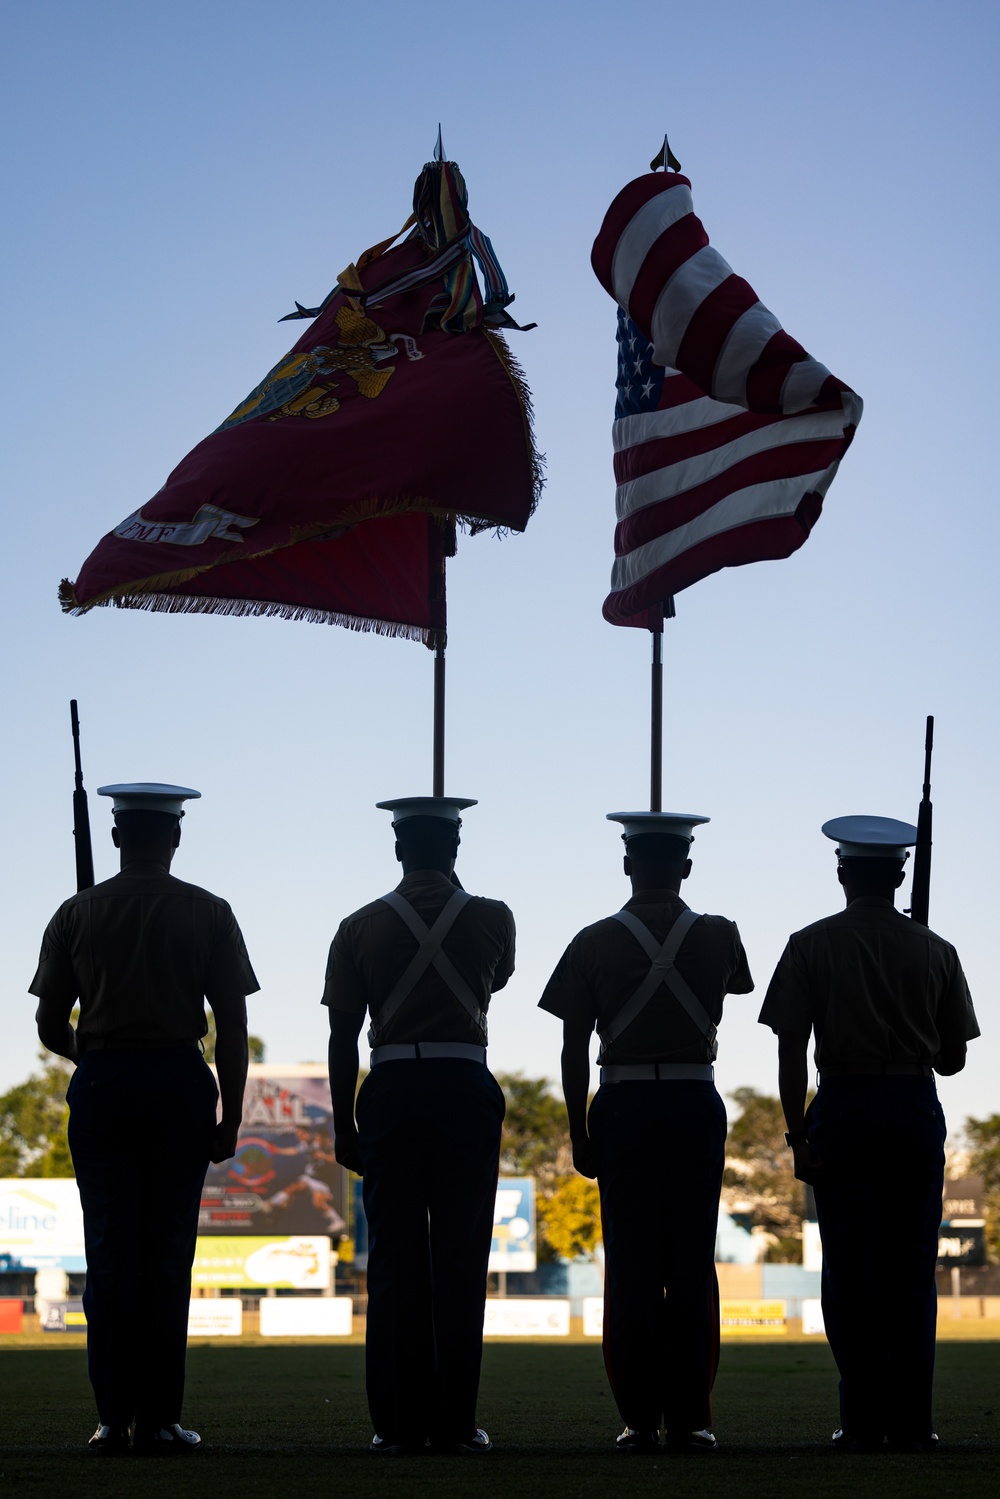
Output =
[{"x1": 615, "y1": 310, "x2": 665, "y2": 420}]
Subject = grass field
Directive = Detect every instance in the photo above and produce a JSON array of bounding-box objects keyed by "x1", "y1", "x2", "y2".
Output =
[{"x1": 1, "y1": 1340, "x2": 997, "y2": 1498}]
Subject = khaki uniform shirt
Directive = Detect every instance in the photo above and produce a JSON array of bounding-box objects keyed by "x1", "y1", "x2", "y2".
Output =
[
  {"x1": 538, "y1": 890, "x2": 754, "y2": 1064},
  {"x1": 758, "y1": 897, "x2": 979, "y2": 1069},
  {"x1": 322, "y1": 870, "x2": 515, "y2": 1046},
  {"x1": 29, "y1": 865, "x2": 260, "y2": 1047}
]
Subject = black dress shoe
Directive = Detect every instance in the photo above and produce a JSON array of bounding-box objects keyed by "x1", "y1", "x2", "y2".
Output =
[
  {"x1": 615, "y1": 1427, "x2": 660, "y2": 1454},
  {"x1": 664, "y1": 1428, "x2": 717, "y2": 1453},
  {"x1": 428, "y1": 1428, "x2": 493, "y2": 1455},
  {"x1": 370, "y1": 1434, "x2": 425, "y2": 1456},
  {"x1": 87, "y1": 1424, "x2": 131, "y2": 1455},
  {"x1": 832, "y1": 1427, "x2": 884, "y2": 1454},
  {"x1": 886, "y1": 1432, "x2": 940, "y2": 1454},
  {"x1": 132, "y1": 1423, "x2": 202, "y2": 1454},
  {"x1": 456, "y1": 1429, "x2": 492, "y2": 1454}
]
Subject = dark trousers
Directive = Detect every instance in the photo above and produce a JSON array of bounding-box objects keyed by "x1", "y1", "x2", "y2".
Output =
[
  {"x1": 67, "y1": 1047, "x2": 217, "y2": 1428},
  {"x1": 589, "y1": 1080, "x2": 727, "y2": 1434},
  {"x1": 808, "y1": 1076, "x2": 946, "y2": 1443},
  {"x1": 357, "y1": 1059, "x2": 504, "y2": 1446}
]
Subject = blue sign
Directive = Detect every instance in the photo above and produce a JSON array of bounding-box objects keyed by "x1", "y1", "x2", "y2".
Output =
[{"x1": 490, "y1": 1177, "x2": 536, "y2": 1273}]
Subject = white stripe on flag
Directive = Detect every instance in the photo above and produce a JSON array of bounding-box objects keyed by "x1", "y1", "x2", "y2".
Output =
[
  {"x1": 648, "y1": 245, "x2": 734, "y2": 367},
  {"x1": 778, "y1": 357, "x2": 833, "y2": 414},
  {"x1": 610, "y1": 468, "x2": 836, "y2": 589},
  {"x1": 615, "y1": 411, "x2": 847, "y2": 519},
  {"x1": 711, "y1": 303, "x2": 783, "y2": 406},
  {"x1": 610, "y1": 183, "x2": 694, "y2": 308},
  {"x1": 613, "y1": 390, "x2": 741, "y2": 451}
]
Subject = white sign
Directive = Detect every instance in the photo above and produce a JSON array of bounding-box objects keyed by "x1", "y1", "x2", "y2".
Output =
[
  {"x1": 483, "y1": 1299, "x2": 570, "y2": 1337},
  {"x1": 0, "y1": 1179, "x2": 86, "y2": 1271},
  {"x1": 801, "y1": 1297, "x2": 826, "y2": 1335},
  {"x1": 582, "y1": 1296, "x2": 604, "y2": 1337},
  {"x1": 803, "y1": 1219, "x2": 823, "y2": 1271},
  {"x1": 187, "y1": 1300, "x2": 243, "y2": 1337},
  {"x1": 259, "y1": 1297, "x2": 352, "y2": 1337}
]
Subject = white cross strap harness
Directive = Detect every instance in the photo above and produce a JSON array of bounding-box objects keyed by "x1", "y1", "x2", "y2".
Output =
[
  {"x1": 599, "y1": 906, "x2": 717, "y2": 1056},
  {"x1": 368, "y1": 889, "x2": 486, "y2": 1046}
]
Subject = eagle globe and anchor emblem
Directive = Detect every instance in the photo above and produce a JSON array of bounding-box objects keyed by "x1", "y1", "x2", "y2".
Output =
[{"x1": 216, "y1": 305, "x2": 424, "y2": 430}]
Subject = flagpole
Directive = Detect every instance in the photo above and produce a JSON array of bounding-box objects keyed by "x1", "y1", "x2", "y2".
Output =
[
  {"x1": 433, "y1": 642, "x2": 446, "y2": 797},
  {"x1": 650, "y1": 628, "x2": 663, "y2": 812},
  {"x1": 429, "y1": 514, "x2": 453, "y2": 798},
  {"x1": 649, "y1": 597, "x2": 675, "y2": 812}
]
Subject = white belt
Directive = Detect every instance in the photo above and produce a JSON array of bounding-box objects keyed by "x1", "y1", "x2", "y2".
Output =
[
  {"x1": 600, "y1": 1062, "x2": 715, "y2": 1083},
  {"x1": 370, "y1": 1042, "x2": 487, "y2": 1066}
]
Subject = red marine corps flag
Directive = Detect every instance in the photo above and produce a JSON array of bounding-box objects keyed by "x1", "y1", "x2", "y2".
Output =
[
  {"x1": 61, "y1": 148, "x2": 540, "y2": 646},
  {"x1": 592, "y1": 152, "x2": 862, "y2": 628}
]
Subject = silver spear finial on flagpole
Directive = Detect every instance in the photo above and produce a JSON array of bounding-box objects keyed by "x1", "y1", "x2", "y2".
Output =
[
  {"x1": 433, "y1": 124, "x2": 445, "y2": 163},
  {"x1": 649, "y1": 134, "x2": 682, "y2": 173}
]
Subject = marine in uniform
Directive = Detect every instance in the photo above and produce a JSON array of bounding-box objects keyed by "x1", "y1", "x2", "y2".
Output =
[
  {"x1": 324, "y1": 796, "x2": 514, "y2": 1456},
  {"x1": 759, "y1": 815, "x2": 980, "y2": 1453},
  {"x1": 539, "y1": 812, "x2": 753, "y2": 1453},
  {"x1": 29, "y1": 784, "x2": 258, "y2": 1455}
]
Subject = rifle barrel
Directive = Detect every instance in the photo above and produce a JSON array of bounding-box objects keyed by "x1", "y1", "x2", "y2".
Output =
[
  {"x1": 909, "y1": 714, "x2": 934, "y2": 926},
  {"x1": 70, "y1": 700, "x2": 95, "y2": 891}
]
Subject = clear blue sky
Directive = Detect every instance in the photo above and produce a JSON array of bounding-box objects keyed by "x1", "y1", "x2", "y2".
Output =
[{"x1": 2, "y1": 0, "x2": 997, "y2": 1132}]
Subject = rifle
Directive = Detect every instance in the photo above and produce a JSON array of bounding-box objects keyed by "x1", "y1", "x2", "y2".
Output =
[
  {"x1": 70, "y1": 700, "x2": 95, "y2": 891},
  {"x1": 909, "y1": 715, "x2": 933, "y2": 926}
]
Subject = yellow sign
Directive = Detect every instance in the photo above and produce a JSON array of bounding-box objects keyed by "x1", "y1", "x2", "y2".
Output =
[
  {"x1": 192, "y1": 1236, "x2": 331, "y2": 1290},
  {"x1": 720, "y1": 1299, "x2": 787, "y2": 1336}
]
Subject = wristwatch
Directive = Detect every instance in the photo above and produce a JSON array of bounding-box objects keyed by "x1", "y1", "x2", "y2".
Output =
[{"x1": 784, "y1": 1128, "x2": 808, "y2": 1147}]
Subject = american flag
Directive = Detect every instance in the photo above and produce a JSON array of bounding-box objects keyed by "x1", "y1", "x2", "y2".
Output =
[{"x1": 592, "y1": 173, "x2": 862, "y2": 627}]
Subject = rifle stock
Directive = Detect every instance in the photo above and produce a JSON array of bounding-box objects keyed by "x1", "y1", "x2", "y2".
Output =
[
  {"x1": 909, "y1": 715, "x2": 933, "y2": 926},
  {"x1": 70, "y1": 700, "x2": 95, "y2": 892}
]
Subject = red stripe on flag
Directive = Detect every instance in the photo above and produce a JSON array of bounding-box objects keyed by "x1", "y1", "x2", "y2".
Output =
[
  {"x1": 626, "y1": 214, "x2": 708, "y2": 333},
  {"x1": 650, "y1": 371, "x2": 708, "y2": 409},
  {"x1": 613, "y1": 439, "x2": 846, "y2": 554},
  {"x1": 745, "y1": 329, "x2": 811, "y2": 412},
  {"x1": 675, "y1": 275, "x2": 760, "y2": 394}
]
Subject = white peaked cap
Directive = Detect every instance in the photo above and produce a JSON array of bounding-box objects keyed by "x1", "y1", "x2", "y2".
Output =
[
  {"x1": 376, "y1": 795, "x2": 478, "y2": 826},
  {"x1": 607, "y1": 811, "x2": 710, "y2": 843},
  {"x1": 98, "y1": 783, "x2": 201, "y2": 818},
  {"x1": 822, "y1": 815, "x2": 918, "y2": 859}
]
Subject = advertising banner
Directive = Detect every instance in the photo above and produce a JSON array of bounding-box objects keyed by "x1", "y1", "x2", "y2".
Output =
[
  {"x1": 939, "y1": 1176, "x2": 986, "y2": 1266},
  {"x1": 483, "y1": 1299, "x2": 570, "y2": 1337},
  {"x1": 802, "y1": 1298, "x2": 826, "y2": 1335},
  {"x1": 192, "y1": 1236, "x2": 332, "y2": 1290},
  {"x1": 39, "y1": 1300, "x2": 87, "y2": 1333},
  {"x1": 490, "y1": 1178, "x2": 536, "y2": 1273},
  {"x1": 582, "y1": 1296, "x2": 604, "y2": 1337},
  {"x1": 200, "y1": 1067, "x2": 347, "y2": 1237},
  {"x1": 0, "y1": 1179, "x2": 86, "y2": 1272},
  {"x1": 188, "y1": 1300, "x2": 243, "y2": 1337},
  {"x1": 720, "y1": 1300, "x2": 787, "y2": 1336},
  {"x1": 259, "y1": 1297, "x2": 352, "y2": 1337}
]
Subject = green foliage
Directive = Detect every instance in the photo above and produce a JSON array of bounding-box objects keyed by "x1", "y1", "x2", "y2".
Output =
[
  {"x1": 538, "y1": 1175, "x2": 602, "y2": 1261},
  {"x1": 965, "y1": 1112, "x2": 1000, "y2": 1260},
  {"x1": 203, "y1": 1010, "x2": 266, "y2": 1064},
  {"x1": 494, "y1": 1072, "x2": 573, "y2": 1193},
  {"x1": 0, "y1": 1057, "x2": 74, "y2": 1177},
  {"x1": 495, "y1": 1073, "x2": 596, "y2": 1263},
  {"x1": 723, "y1": 1086, "x2": 806, "y2": 1260}
]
